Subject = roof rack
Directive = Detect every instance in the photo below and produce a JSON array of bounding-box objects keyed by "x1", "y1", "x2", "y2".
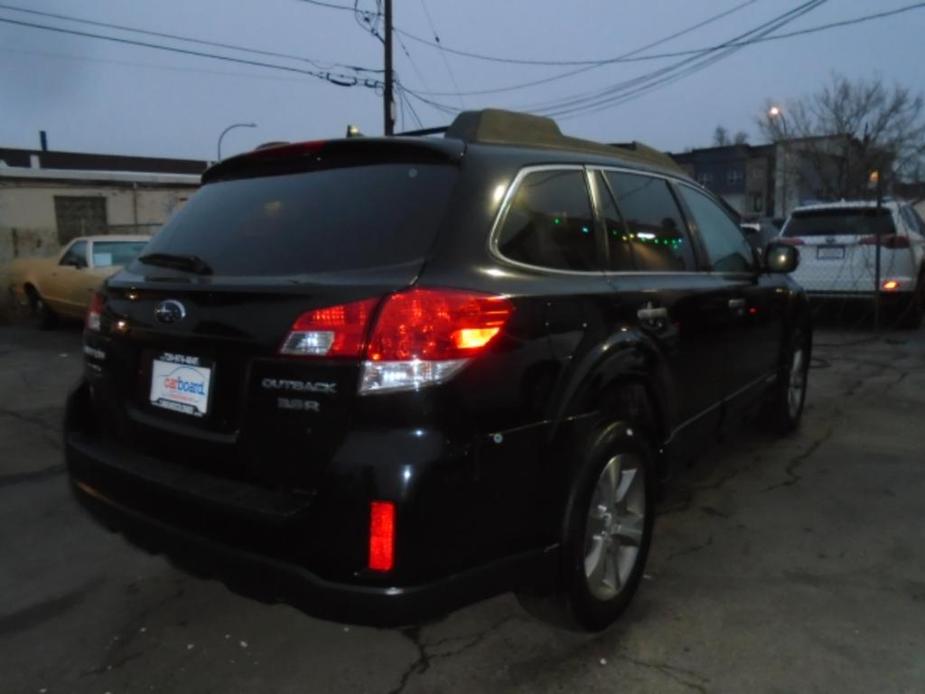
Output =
[{"x1": 399, "y1": 109, "x2": 683, "y2": 175}]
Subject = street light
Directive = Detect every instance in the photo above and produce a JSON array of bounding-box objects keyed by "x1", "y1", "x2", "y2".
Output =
[
  {"x1": 767, "y1": 105, "x2": 789, "y2": 137},
  {"x1": 768, "y1": 106, "x2": 790, "y2": 217},
  {"x1": 217, "y1": 122, "x2": 257, "y2": 160}
]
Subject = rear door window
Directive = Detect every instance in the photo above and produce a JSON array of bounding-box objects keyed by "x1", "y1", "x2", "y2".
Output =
[
  {"x1": 783, "y1": 208, "x2": 895, "y2": 237},
  {"x1": 496, "y1": 169, "x2": 598, "y2": 271},
  {"x1": 676, "y1": 184, "x2": 755, "y2": 273},
  {"x1": 604, "y1": 171, "x2": 695, "y2": 272},
  {"x1": 135, "y1": 163, "x2": 458, "y2": 276}
]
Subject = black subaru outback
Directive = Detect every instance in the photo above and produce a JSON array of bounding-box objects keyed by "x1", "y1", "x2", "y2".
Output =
[{"x1": 66, "y1": 109, "x2": 809, "y2": 631}]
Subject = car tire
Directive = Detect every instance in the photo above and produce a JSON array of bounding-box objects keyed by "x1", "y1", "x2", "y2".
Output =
[
  {"x1": 26, "y1": 286, "x2": 57, "y2": 330},
  {"x1": 768, "y1": 324, "x2": 810, "y2": 433},
  {"x1": 520, "y1": 418, "x2": 657, "y2": 632}
]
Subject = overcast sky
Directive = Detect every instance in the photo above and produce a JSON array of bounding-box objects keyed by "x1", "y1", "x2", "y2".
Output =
[{"x1": 1, "y1": 0, "x2": 922, "y2": 161}]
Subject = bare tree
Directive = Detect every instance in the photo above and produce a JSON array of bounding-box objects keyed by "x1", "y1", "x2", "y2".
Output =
[
  {"x1": 712, "y1": 125, "x2": 729, "y2": 147},
  {"x1": 733, "y1": 131, "x2": 749, "y2": 145},
  {"x1": 759, "y1": 74, "x2": 925, "y2": 201}
]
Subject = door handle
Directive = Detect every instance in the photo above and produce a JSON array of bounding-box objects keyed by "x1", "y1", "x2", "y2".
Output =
[
  {"x1": 728, "y1": 298, "x2": 746, "y2": 310},
  {"x1": 637, "y1": 306, "x2": 668, "y2": 321}
]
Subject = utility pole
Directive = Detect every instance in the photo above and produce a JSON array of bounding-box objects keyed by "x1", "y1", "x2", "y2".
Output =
[
  {"x1": 872, "y1": 168, "x2": 884, "y2": 332},
  {"x1": 383, "y1": 0, "x2": 394, "y2": 136}
]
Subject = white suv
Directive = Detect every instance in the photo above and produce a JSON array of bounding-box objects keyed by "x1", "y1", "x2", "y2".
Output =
[{"x1": 780, "y1": 200, "x2": 925, "y2": 328}]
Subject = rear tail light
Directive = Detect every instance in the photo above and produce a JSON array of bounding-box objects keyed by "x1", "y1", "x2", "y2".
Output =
[
  {"x1": 368, "y1": 501, "x2": 395, "y2": 572},
  {"x1": 361, "y1": 289, "x2": 514, "y2": 394},
  {"x1": 882, "y1": 279, "x2": 901, "y2": 291},
  {"x1": 776, "y1": 237, "x2": 804, "y2": 246},
  {"x1": 280, "y1": 289, "x2": 514, "y2": 394},
  {"x1": 859, "y1": 234, "x2": 910, "y2": 248},
  {"x1": 280, "y1": 298, "x2": 378, "y2": 357},
  {"x1": 86, "y1": 292, "x2": 105, "y2": 332}
]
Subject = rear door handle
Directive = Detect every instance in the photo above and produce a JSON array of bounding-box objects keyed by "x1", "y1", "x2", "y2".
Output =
[
  {"x1": 728, "y1": 298, "x2": 746, "y2": 310},
  {"x1": 637, "y1": 306, "x2": 668, "y2": 320}
]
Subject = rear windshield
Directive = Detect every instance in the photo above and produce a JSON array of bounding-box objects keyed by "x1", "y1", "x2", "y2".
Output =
[
  {"x1": 784, "y1": 208, "x2": 895, "y2": 237},
  {"x1": 136, "y1": 163, "x2": 457, "y2": 276}
]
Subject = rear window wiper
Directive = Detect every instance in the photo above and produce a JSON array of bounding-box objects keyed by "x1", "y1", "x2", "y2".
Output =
[{"x1": 137, "y1": 253, "x2": 213, "y2": 275}]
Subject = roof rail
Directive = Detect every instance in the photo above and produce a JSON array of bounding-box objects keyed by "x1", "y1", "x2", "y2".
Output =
[{"x1": 413, "y1": 109, "x2": 684, "y2": 176}]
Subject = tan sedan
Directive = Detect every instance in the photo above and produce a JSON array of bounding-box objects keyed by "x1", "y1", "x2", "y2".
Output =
[{"x1": 7, "y1": 235, "x2": 149, "y2": 327}]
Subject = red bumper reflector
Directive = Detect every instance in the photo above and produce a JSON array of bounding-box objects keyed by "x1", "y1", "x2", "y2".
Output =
[{"x1": 369, "y1": 501, "x2": 396, "y2": 572}]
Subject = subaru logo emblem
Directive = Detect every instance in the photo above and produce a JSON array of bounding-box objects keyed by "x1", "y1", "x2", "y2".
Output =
[{"x1": 154, "y1": 299, "x2": 186, "y2": 324}]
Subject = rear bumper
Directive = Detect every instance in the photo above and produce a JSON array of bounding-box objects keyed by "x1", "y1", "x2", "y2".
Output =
[
  {"x1": 69, "y1": 471, "x2": 554, "y2": 626},
  {"x1": 64, "y1": 377, "x2": 559, "y2": 626}
]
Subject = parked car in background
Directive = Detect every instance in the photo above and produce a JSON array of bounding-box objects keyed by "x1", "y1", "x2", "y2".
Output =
[
  {"x1": 7, "y1": 235, "x2": 150, "y2": 327},
  {"x1": 66, "y1": 109, "x2": 809, "y2": 631},
  {"x1": 779, "y1": 201, "x2": 925, "y2": 328}
]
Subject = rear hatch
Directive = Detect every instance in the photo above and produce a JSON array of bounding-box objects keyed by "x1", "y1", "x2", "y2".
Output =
[
  {"x1": 782, "y1": 207, "x2": 904, "y2": 293},
  {"x1": 94, "y1": 139, "x2": 463, "y2": 489}
]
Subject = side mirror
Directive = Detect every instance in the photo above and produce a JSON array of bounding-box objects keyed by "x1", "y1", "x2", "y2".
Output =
[{"x1": 764, "y1": 242, "x2": 799, "y2": 274}]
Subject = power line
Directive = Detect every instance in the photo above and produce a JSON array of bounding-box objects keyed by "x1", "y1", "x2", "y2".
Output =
[
  {"x1": 540, "y1": 1, "x2": 925, "y2": 68},
  {"x1": 409, "y1": 2, "x2": 925, "y2": 103},
  {"x1": 352, "y1": 0, "x2": 383, "y2": 42},
  {"x1": 405, "y1": 0, "x2": 827, "y2": 119},
  {"x1": 533, "y1": 0, "x2": 828, "y2": 118},
  {"x1": 407, "y1": 0, "x2": 761, "y2": 98},
  {"x1": 0, "y1": 15, "x2": 382, "y2": 88},
  {"x1": 393, "y1": 0, "x2": 923, "y2": 68},
  {"x1": 396, "y1": 33, "x2": 433, "y2": 91},
  {"x1": 0, "y1": 45, "x2": 365, "y2": 85},
  {"x1": 400, "y1": 0, "x2": 763, "y2": 71},
  {"x1": 417, "y1": 0, "x2": 465, "y2": 109},
  {"x1": 396, "y1": 85, "x2": 426, "y2": 130},
  {"x1": 0, "y1": 2, "x2": 381, "y2": 74},
  {"x1": 296, "y1": 0, "x2": 356, "y2": 11}
]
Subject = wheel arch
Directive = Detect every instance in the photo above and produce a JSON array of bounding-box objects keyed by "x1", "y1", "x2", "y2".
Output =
[
  {"x1": 546, "y1": 328, "x2": 674, "y2": 453},
  {"x1": 535, "y1": 328, "x2": 673, "y2": 550}
]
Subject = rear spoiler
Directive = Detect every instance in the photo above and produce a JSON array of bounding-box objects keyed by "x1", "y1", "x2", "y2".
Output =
[{"x1": 204, "y1": 137, "x2": 465, "y2": 184}]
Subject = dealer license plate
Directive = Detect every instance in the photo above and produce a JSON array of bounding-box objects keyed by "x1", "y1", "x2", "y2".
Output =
[
  {"x1": 149, "y1": 353, "x2": 213, "y2": 417},
  {"x1": 816, "y1": 246, "x2": 845, "y2": 260}
]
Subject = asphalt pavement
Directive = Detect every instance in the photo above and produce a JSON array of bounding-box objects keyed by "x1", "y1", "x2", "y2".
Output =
[{"x1": 2, "y1": 321, "x2": 924, "y2": 694}]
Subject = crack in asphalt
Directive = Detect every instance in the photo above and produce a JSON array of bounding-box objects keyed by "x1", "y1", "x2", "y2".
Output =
[
  {"x1": 387, "y1": 615, "x2": 521, "y2": 694},
  {"x1": 666, "y1": 535, "x2": 714, "y2": 562},
  {"x1": 0, "y1": 405, "x2": 62, "y2": 450},
  {"x1": 79, "y1": 583, "x2": 186, "y2": 681},
  {"x1": 612, "y1": 651, "x2": 710, "y2": 694},
  {"x1": 0, "y1": 405, "x2": 61, "y2": 434},
  {"x1": 0, "y1": 576, "x2": 103, "y2": 636},
  {"x1": 700, "y1": 506, "x2": 730, "y2": 519},
  {"x1": 0, "y1": 464, "x2": 65, "y2": 488},
  {"x1": 764, "y1": 426, "x2": 834, "y2": 492}
]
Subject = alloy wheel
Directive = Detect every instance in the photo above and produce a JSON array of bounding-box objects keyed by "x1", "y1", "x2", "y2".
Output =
[{"x1": 583, "y1": 453, "x2": 646, "y2": 601}]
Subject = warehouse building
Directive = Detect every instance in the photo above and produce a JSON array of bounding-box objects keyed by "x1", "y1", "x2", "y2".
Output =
[{"x1": 0, "y1": 147, "x2": 206, "y2": 266}]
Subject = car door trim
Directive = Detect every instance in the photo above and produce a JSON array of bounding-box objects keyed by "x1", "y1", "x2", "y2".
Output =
[{"x1": 665, "y1": 369, "x2": 777, "y2": 443}]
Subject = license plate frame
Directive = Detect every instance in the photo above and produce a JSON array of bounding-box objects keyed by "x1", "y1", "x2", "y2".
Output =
[
  {"x1": 149, "y1": 353, "x2": 214, "y2": 418},
  {"x1": 816, "y1": 245, "x2": 845, "y2": 260}
]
